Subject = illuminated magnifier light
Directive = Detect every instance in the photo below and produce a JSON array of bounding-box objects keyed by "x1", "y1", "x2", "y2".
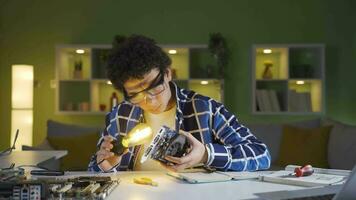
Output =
[
  {"x1": 263, "y1": 49, "x2": 272, "y2": 54},
  {"x1": 122, "y1": 123, "x2": 153, "y2": 147},
  {"x1": 200, "y1": 80, "x2": 209, "y2": 85},
  {"x1": 168, "y1": 49, "x2": 177, "y2": 54},
  {"x1": 296, "y1": 80, "x2": 305, "y2": 85},
  {"x1": 112, "y1": 123, "x2": 153, "y2": 155},
  {"x1": 76, "y1": 49, "x2": 85, "y2": 54}
]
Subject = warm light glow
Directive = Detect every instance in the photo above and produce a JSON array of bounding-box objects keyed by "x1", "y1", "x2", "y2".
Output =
[
  {"x1": 200, "y1": 80, "x2": 209, "y2": 85},
  {"x1": 263, "y1": 49, "x2": 272, "y2": 54},
  {"x1": 122, "y1": 123, "x2": 153, "y2": 147},
  {"x1": 12, "y1": 65, "x2": 34, "y2": 109},
  {"x1": 107, "y1": 81, "x2": 112, "y2": 85},
  {"x1": 76, "y1": 49, "x2": 85, "y2": 54},
  {"x1": 168, "y1": 49, "x2": 177, "y2": 54},
  {"x1": 296, "y1": 80, "x2": 305, "y2": 85},
  {"x1": 11, "y1": 110, "x2": 33, "y2": 150},
  {"x1": 11, "y1": 65, "x2": 34, "y2": 150}
]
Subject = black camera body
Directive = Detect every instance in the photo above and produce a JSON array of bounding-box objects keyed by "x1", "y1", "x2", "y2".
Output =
[{"x1": 141, "y1": 126, "x2": 189, "y2": 164}]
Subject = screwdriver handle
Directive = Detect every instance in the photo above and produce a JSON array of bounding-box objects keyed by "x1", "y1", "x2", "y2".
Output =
[{"x1": 294, "y1": 165, "x2": 314, "y2": 177}]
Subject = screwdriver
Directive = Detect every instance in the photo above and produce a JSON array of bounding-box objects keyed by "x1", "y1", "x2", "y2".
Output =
[{"x1": 291, "y1": 165, "x2": 314, "y2": 177}]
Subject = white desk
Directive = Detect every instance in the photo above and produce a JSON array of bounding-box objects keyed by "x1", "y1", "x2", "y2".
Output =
[
  {"x1": 103, "y1": 171, "x2": 304, "y2": 200},
  {"x1": 0, "y1": 150, "x2": 67, "y2": 168}
]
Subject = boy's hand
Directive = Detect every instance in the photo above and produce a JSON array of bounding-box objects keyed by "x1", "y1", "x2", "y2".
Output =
[
  {"x1": 163, "y1": 130, "x2": 208, "y2": 172},
  {"x1": 96, "y1": 136, "x2": 127, "y2": 171}
]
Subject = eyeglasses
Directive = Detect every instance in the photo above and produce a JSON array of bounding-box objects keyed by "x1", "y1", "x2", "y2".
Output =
[{"x1": 125, "y1": 71, "x2": 166, "y2": 104}]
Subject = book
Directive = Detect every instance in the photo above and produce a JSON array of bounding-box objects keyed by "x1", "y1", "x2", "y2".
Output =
[
  {"x1": 288, "y1": 90, "x2": 312, "y2": 112},
  {"x1": 261, "y1": 90, "x2": 273, "y2": 112},
  {"x1": 256, "y1": 90, "x2": 265, "y2": 111},
  {"x1": 259, "y1": 165, "x2": 349, "y2": 187},
  {"x1": 268, "y1": 90, "x2": 280, "y2": 112}
]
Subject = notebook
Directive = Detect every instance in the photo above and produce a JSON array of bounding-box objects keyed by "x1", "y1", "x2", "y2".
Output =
[
  {"x1": 256, "y1": 164, "x2": 356, "y2": 200},
  {"x1": 258, "y1": 165, "x2": 349, "y2": 187}
]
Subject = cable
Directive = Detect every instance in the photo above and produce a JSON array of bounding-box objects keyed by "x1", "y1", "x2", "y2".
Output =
[{"x1": 0, "y1": 129, "x2": 19, "y2": 156}]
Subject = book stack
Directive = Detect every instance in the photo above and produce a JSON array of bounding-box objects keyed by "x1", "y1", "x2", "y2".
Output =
[
  {"x1": 256, "y1": 89, "x2": 281, "y2": 112},
  {"x1": 288, "y1": 90, "x2": 312, "y2": 112}
]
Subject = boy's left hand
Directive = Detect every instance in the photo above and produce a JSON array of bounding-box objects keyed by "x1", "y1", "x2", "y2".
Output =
[{"x1": 163, "y1": 130, "x2": 208, "y2": 172}]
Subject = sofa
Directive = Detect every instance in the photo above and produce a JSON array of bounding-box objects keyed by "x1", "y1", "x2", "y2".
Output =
[
  {"x1": 24, "y1": 118, "x2": 356, "y2": 171},
  {"x1": 248, "y1": 118, "x2": 356, "y2": 170},
  {"x1": 23, "y1": 120, "x2": 102, "y2": 171}
]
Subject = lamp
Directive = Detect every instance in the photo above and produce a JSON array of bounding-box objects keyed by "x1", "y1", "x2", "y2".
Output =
[
  {"x1": 112, "y1": 123, "x2": 153, "y2": 155},
  {"x1": 11, "y1": 65, "x2": 34, "y2": 150}
]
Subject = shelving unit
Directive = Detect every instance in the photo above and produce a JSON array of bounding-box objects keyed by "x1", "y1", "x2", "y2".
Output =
[
  {"x1": 55, "y1": 44, "x2": 224, "y2": 114},
  {"x1": 251, "y1": 44, "x2": 325, "y2": 114}
]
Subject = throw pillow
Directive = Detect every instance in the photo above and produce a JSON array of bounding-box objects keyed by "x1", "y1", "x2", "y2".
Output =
[
  {"x1": 47, "y1": 132, "x2": 100, "y2": 171},
  {"x1": 322, "y1": 118, "x2": 356, "y2": 170},
  {"x1": 277, "y1": 125, "x2": 332, "y2": 168}
]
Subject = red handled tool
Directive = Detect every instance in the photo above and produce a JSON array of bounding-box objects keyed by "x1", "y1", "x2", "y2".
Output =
[{"x1": 291, "y1": 165, "x2": 314, "y2": 177}]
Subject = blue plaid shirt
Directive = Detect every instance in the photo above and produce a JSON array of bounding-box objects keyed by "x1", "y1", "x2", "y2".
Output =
[{"x1": 89, "y1": 82, "x2": 271, "y2": 172}]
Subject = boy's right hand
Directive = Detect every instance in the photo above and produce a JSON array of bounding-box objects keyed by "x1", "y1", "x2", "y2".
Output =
[{"x1": 96, "y1": 136, "x2": 125, "y2": 171}]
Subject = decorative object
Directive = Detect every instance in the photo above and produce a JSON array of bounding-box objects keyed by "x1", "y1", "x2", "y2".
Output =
[
  {"x1": 79, "y1": 102, "x2": 90, "y2": 111},
  {"x1": 73, "y1": 59, "x2": 83, "y2": 79},
  {"x1": 99, "y1": 104, "x2": 107, "y2": 111},
  {"x1": 171, "y1": 68, "x2": 177, "y2": 79},
  {"x1": 11, "y1": 64, "x2": 33, "y2": 150},
  {"x1": 110, "y1": 92, "x2": 119, "y2": 109},
  {"x1": 64, "y1": 102, "x2": 73, "y2": 111},
  {"x1": 208, "y1": 33, "x2": 229, "y2": 78},
  {"x1": 262, "y1": 60, "x2": 273, "y2": 79}
]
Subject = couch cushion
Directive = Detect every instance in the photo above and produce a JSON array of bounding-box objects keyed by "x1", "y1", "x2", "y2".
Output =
[
  {"x1": 47, "y1": 119, "x2": 102, "y2": 137},
  {"x1": 277, "y1": 125, "x2": 332, "y2": 168},
  {"x1": 47, "y1": 132, "x2": 100, "y2": 171},
  {"x1": 246, "y1": 124, "x2": 282, "y2": 164},
  {"x1": 322, "y1": 119, "x2": 356, "y2": 170},
  {"x1": 246, "y1": 118, "x2": 321, "y2": 164}
]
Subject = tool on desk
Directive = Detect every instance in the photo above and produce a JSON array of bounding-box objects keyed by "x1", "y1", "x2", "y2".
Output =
[
  {"x1": 30, "y1": 170, "x2": 64, "y2": 176},
  {"x1": 290, "y1": 165, "x2": 314, "y2": 177},
  {"x1": 133, "y1": 177, "x2": 158, "y2": 186}
]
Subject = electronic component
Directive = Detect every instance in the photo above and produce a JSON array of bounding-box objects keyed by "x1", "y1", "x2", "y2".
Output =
[
  {"x1": 141, "y1": 126, "x2": 189, "y2": 164},
  {"x1": 0, "y1": 175, "x2": 120, "y2": 199}
]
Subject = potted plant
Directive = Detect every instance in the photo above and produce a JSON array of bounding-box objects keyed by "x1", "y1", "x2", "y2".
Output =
[{"x1": 208, "y1": 33, "x2": 229, "y2": 78}]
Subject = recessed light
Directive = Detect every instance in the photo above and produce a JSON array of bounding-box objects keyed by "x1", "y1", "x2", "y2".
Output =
[
  {"x1": 263, "y1": 49, "x2": 272, "y2": 54},
  {"x1": 168, "y1": 49, "x2": 177, "y2": 54},
  {"x1": 76, "y1": 49, "x2": 85, "y2": 54},
  {"x1": 201, "y1": 81, "x2": 209, "y2": 85},
  {"x1": 296, "y1": 80, "x2": 305, "y2": 85}
]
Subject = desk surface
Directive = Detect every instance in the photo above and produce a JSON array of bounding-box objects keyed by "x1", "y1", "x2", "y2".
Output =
[
  {"x1": 0, "y1": 150, "x2": 67, "y2": 168},
  {"x1": 56, "y1": 171, "x2": 304, "y2": 200}
]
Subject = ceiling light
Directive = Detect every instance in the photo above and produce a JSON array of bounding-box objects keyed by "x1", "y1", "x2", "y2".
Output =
[
  {"x1": 168, "y1": 49, "x2": 177, "y2": 54},
  {"x1": 296, "y1": 80, "x2": 305, "y2": 85},
  {"x1": 263, "y1": 49, "x2": 272, "y2": 54},
  {"x1": 200, "y1": 81, "x2": 209, "y2": 85},
  {"x1": 76, "y1": 49, "x2": 85, "y2": 54}
]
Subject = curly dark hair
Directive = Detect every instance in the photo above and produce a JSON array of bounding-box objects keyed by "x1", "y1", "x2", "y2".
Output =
[{"x1": 107, "y1": 35, "x2": 172, "y2": 91}]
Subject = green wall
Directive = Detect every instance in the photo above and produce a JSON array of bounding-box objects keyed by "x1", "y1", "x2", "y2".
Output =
[{"x1": 1, "y1": 0, "x2": 355, "y2": 149}]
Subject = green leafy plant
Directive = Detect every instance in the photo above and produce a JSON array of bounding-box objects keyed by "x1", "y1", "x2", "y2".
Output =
[{"x1": 208, "y1": 33, "x2": 229, "y2": 78}]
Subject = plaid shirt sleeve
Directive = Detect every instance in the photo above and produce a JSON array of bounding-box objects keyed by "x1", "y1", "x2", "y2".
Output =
[
  {"x1": 88, "y1": 112, "x2": 111, "y2": 172},
  {"x1": 205, "y1": 100, "x2": 271, "y2": 171}
]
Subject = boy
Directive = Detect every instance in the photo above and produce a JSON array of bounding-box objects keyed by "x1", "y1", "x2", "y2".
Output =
[{"x1": 88, "y1": 35, "x2": 271, "y2": 172}]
